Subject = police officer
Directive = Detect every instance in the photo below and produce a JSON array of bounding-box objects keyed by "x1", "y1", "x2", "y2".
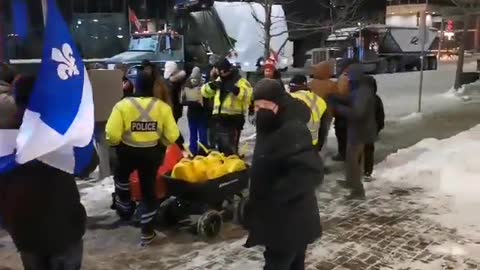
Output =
[
  {"x1": 106, "y1": 70, "x2": 180, "y2": 246},
  {"x1": 201, "y1": 58, "x2": 253, "y2": 155},
  {"x1": 289, "y1": 75, "x2": 330, "y2": 150}
]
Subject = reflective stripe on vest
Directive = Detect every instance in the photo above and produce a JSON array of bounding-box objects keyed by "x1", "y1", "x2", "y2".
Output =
[
  {"x1": 294, "y1": 92, "x2": 322, "y2": 143},
  {"x1": 213, "y1": 104, "x2": 243, "y2": 115},
  {"x1": 122, "y1": 98, "x2": 162, "y2": 148}
]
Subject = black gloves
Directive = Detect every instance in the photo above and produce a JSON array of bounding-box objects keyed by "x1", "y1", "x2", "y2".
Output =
[
  {"x1": 230, "y1": 85, "x2": 240, "y2": 95},
  {"x1": 208, "y1": 81, "x2": 219, "y2": 90}
]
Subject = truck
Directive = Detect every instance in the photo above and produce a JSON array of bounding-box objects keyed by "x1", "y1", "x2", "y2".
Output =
[
  {"x1": 308, "y1": 24, "x2": 439, "y2": 75},
  {"x1": 106, "y1": 1, "x2": 293, "y2": 77}
]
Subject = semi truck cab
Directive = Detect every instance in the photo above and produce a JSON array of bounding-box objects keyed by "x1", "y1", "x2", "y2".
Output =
[{"x1": 106, "y1": 31, "x2": 186, "y2": 71}]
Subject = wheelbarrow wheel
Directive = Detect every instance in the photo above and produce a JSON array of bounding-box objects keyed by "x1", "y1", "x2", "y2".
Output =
[
  {"x1": 197, "y1": 210, "x2": 223, "y2": 239},
  {"x1": 162, "y1": 198, "x2": 183, "y2": 226},
  {"x1": 236, "y1": 196, "x2": 249, "y2": 228}
]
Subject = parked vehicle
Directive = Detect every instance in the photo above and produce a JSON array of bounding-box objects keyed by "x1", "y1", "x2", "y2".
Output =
[{"x1": 309, "y1": 24, "x2": 439, "y2": 75}]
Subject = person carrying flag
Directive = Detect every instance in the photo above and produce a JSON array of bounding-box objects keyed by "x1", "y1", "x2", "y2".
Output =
[
  {"x1": 1, "y1": 0, "x2": 98, "y2": 267},
  {"x1": 0, "y1": 75, "x2": 98, "y2": 270},
  {"x1": 106, "y1": 69, "x2": 180, "y2": 246}
]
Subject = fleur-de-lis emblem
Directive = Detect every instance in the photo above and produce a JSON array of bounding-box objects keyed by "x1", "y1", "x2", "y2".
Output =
[{"x1": 51, "y1": 43, "x2": 79, "y2": 80}]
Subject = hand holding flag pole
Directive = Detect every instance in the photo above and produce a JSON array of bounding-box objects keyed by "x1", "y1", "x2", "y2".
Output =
[{"x1": 0, "y1": 0, "x2": 95, "y2": 176}]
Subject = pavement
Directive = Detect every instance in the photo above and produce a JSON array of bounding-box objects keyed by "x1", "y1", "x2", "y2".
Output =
[{"x1": 2, "y1": 67, "x2": 480, "y2": 269}]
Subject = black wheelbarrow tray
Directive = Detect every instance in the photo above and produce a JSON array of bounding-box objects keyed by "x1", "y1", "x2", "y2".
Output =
[{"x1": 160, "y1": 169, "x2": 250, "y2": 239}]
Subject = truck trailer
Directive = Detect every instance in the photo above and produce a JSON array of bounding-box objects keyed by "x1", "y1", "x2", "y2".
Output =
[{"x1": 309, "y1": 24, "x2": 439, "y2": 75}]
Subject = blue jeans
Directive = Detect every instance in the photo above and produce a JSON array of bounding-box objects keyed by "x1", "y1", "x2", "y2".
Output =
[{"x1": 188, "y1": 115, "x2": 208, "y2": 155}]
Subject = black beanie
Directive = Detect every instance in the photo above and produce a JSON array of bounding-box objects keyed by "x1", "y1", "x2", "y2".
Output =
[
  {"x1": 254, "y1": 79, "x2": 288, "y2": 105},
  {"x1": 135, "y1": 71, "x2": 154, "y2": 97},
  {"x1": 215, "y1": 58, "x2": 232, "y2": 72},
  {"x1": 290, "y1": 75, "x2": 307, "y2": 86}
]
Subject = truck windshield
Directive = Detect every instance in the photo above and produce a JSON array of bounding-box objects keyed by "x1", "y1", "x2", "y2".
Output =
[
  {"x1": 158, "y1": 36, "x2": 183, "y2": 51},
  {"x1": 128, "y1": 36, "x2": 159, "y2": 51}
]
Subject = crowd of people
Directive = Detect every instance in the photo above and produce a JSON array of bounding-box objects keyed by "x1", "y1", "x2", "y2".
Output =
[{"x1": 0, "y1": 55, "x2": 385, "y2": 269}]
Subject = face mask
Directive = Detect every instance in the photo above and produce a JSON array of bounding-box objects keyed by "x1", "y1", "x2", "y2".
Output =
[{"x1": 255, "y1": 109, "x2": 279, "y2": 133}]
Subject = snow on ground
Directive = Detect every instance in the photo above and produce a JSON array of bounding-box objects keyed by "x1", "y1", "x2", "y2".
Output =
[
  {"x1": 80, "y1": 177, "x2": 114, "y2": 216},
  {"x1": 375, "y1": 60, "x2": 477, "y2": 120},
  {"x1": 372, "y1": 124, "x2": 480, "y2": 242}
]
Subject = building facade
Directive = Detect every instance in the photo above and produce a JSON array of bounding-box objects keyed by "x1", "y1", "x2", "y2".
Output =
[
  {"x1": 2, "y1": 0, "x2": 130, "y2": 60},
  {"x1": 386, "y1": 0, "x2": 480, "y2": 52}
]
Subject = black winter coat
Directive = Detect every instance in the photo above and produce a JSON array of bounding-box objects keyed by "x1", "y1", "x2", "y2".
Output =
[
  {"x1": 245, "y1": 97, "x2": 323, "y2": 251},
  {"x1": 375, "y1": 94, "x2": 385, "y2": 133},
  {"x1": 0, "y1": 153, "x2": 98, "y2": 255}
]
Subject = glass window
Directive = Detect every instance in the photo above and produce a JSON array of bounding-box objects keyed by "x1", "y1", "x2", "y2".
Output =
[
  {"x1": 159, "y1": 36, "x2": 183, "y2": 51},
  {"x1": 129, "y1": 35, "x2": 159, "y2": 51}
]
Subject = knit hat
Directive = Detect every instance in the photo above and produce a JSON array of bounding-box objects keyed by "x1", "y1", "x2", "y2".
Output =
[
  {"x1": 215, "y1": 58, "x2": 232, "y2": 72},
  {"x1": 290, "y1": 75, "x2": 307, "y2": 86},
  {"x1": 164, "y1": 61, "x2": 178, "y2": 79},
  {"x1": 135, "y1": 71, "x2": 154, "y2": 97},
  {"x1": 254, "y1": 79, "x2": 288, "y2": 105},
  {"x1": 289, "y1": 75, "x2": 308, "y2": 92},
  {"x1": 189, "y1": 67, "x2": 202, "y2": 87},
  {"x1": 190, "y1": 66, "x2": 202, "y2": 79}
]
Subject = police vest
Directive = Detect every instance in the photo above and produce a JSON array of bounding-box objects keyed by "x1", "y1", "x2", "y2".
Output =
[
  {"x1": 291, "y1": 91, "x2": 327, "y2": 145},
  {"x1": 122, "y1": 98, "x2": 162, "y2": 147},
  {"x1": 201, "y1": 78, "x2": 252, "y2": 116}
]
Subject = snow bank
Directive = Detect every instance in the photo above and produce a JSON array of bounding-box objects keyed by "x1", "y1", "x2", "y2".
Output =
[{"x1": 373, "y1": 124, "x2": 480, "y2": 240}]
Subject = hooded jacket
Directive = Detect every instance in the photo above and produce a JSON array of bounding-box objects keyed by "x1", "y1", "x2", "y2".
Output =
[
  {"x1": 245, "y1": 79, "x2": 323, "y2": 251},
  {"x1": 334, "y1": 66, "x2": 378, "y2": 144},
  {"x1": 183, "y1": 67, "x2": 209, "y2": 119},
  {"x1": 308, "y1": 61, "x2": 338, "y2": 99}
]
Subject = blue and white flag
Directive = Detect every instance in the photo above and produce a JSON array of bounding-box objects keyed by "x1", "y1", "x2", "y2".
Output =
[{"x1": 0, "y1": 0, "x2": 94, "y2": 175}]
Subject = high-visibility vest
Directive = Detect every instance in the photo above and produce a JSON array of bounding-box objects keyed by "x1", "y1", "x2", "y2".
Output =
[
  {"x1": 290, "y1": 90, "x2": 327, "y2": 145},
  {"x1": 201, "y1": 78, "x2": 253, "y2": 116},
  {"x1": 105, "y1": 97, "x2": 180, "y2": 148}
]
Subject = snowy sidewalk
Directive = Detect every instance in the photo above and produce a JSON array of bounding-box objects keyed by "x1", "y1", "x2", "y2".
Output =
[{"x1": 3, "y1": 127, "x2": 480, "y2": 270}]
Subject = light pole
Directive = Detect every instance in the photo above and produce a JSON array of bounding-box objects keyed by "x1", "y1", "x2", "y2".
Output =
[{"x1": 417, "y1": 0, "x2": 428, "y2": 113}]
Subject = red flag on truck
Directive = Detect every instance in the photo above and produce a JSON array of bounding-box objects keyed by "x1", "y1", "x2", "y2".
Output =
[{"x1": 128, "y1": 7, "x2": 142, "y2": 31}]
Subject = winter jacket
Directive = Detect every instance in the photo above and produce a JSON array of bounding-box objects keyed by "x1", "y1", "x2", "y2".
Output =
[
  {"x1": 0, "y1": 153, "x2": 98, "y2": 255},
  {"x1": 334, "y1": 73, "x2": 377, "y2": 144},
  {"x1": 167, "y1": 72, "x2": 187, "y2": 121},
  {"x1": 245, "y1": 96, "x2": 323, "y2": 251},
  {"x1": 308, "y1": 61, "x2": 337, "y2": 99},
  {"x1": 375, "y1": 94, "x2": 385, "y2": 133},
  {"x1": 183, "y1": 69, "x2": 209, "y2": 120}
]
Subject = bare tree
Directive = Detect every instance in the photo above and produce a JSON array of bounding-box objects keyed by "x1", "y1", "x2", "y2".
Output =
[
  {"x1": 251, "y1": 0, "x2": 365, "y2": 59},
  {"x1": 450, "y1": 0, "x2": 480, "y2": 89}
]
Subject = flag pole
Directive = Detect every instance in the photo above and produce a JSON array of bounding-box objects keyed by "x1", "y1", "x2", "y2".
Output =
[{"x1": 41, "y1": 0, "x2": 47, "y2": 26}]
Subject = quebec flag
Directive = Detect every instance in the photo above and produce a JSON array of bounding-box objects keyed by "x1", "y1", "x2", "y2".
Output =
[{"x1": 0, "y1": 0, "x2": 94, "y2": 175}]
